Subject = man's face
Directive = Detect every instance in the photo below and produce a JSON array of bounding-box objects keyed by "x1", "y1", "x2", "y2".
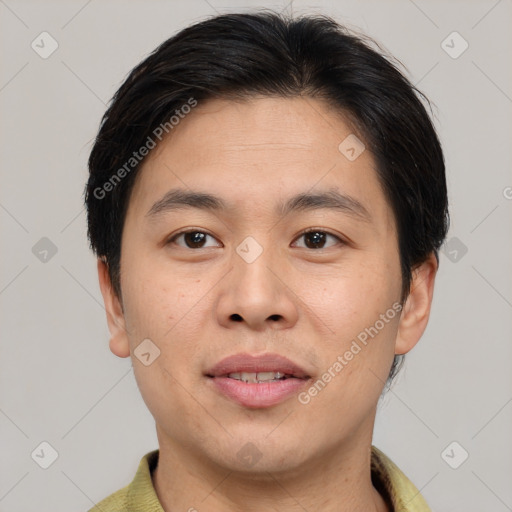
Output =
[{"x1": 111, "y1": 97, "x2": 404, "y2": 471}]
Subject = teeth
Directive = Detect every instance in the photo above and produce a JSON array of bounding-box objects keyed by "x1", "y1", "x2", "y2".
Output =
[
  {"x1": 227, "y1": 371, "x2": 286, "y2": 382},
  {"x1": 255, "y1": 371, "x2": 281, "y2": 382},
  {"x1": 241, "y1": 372, "x2": 258, "y2": 383}
]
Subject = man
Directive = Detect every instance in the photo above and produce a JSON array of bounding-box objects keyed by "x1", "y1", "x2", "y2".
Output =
[{"x1": 85, "y1": 10, "x2": 448, "y2": 512}]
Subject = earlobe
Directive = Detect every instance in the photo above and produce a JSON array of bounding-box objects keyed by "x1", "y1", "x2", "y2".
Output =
[
  {"x1": 97, "y1": 259, "x2": 131, "y2": 358},
  {"x1": 395, "y1": 252, "x2": 438, "y2": 355}
]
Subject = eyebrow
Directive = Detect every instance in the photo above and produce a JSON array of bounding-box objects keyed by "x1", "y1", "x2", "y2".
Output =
[{"x1": 146, "y1": 187, "x2": 371, "y2": 222}]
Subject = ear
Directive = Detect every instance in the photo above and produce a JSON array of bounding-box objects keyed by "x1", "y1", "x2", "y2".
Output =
[
  {"x1": 97, "y1": 259, "x2": 131, "y2": 358},
  {"x1": 395, "y1": 252, "x2": 438, "y2": 355}
]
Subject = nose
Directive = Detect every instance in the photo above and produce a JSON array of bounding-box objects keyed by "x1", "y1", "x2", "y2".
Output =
[{"x1": 214, "y1": 239, "x2": 299, "y2": 332}]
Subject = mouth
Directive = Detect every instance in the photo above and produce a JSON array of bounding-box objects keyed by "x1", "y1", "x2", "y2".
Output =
[
  {"x1": 205, "y1": 353, "x2": 311, "y2": 408},
  {"x1": 222, "y1": 371, "x2": 293, "y2": 383}
]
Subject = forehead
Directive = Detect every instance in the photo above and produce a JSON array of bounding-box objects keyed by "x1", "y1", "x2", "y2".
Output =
[{"x1": 126, "y1": 96, "x2": 394, "y2": 230}]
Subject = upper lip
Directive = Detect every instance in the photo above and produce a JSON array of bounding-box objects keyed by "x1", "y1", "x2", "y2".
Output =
[{"x1": 206, "y1": 353, "x2": 310, "y2": 379}]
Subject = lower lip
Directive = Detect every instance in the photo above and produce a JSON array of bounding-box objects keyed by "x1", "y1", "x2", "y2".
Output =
[{"x1": 208, "y1": 376, "x2": 309, "y2": 408}]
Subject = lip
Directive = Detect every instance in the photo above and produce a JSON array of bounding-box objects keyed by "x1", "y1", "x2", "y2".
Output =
[
  {"x1": 207, "y1": 353, "x2": 310, "y2": 378},
  {"x1": 206, "y1": 353, "x2": 311, "y2": 408}
]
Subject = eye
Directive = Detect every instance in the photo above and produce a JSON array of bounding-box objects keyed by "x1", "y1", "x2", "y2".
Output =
[
  {"x1": 166, "y1": 228, "x2": 344, "y2": 250},
  {"x1": 167, "y1": 230, "x2": 222, "y2": 249},
  {"x1": 292, "y1": 229, "x2": 344, "y2": 250}
]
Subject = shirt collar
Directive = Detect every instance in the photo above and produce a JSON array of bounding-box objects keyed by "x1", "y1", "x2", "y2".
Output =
[{"x1": 126, "y1": 446, "x2": 431, "y2": 511}]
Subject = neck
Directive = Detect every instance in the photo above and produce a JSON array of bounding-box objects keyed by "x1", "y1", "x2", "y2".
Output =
[{"x1": 152, "y1": 431, "x2": 389, "y2": 512}]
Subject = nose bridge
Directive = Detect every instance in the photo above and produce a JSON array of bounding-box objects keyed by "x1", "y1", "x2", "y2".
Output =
[
  {"x1": 235, "y1": 234, "x2": 269, "y2": 267},
  {"x1": 232, "y1": 233, "x2": 279, "y2": 295},
  {"x1": 214, "y1": 230, "x2": 298, "y2": 329}
]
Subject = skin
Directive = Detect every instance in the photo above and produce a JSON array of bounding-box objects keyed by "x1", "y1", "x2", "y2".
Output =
[{"x1": 98, "y1": 96, "x2": 437, "y2": 512}]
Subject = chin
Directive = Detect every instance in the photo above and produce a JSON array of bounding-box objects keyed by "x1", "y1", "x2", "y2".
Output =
[{"x1": 203, "y1": 433, "x2": 312, "y2": 476}]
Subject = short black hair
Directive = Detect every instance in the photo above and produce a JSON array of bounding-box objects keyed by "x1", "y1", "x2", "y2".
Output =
[{"x1": 85, "y1": 10, "x2": 449, "y2": 386}]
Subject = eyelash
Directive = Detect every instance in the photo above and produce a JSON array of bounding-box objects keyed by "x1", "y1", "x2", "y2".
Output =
[{"x1": 166, "y1": 228, "x2": 345, "y2": 250}]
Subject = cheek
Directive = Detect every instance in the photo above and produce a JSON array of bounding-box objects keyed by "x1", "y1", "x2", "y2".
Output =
[
  {"x1": 305, "y1": 256, "x2": 401, "y2": 377},
  {"x1": 121, "y1": 275, "x2": 170, "y2": 342},
  {"x1": 315, "y1": 261, "x2": 399, "y2": 331},
  {"x1": 121, "y1": 257, "x2": 211, "y2": 371},
  {"x1": 131, "y1": 355, "x2": 202, "y2": 445},
  {"x1": 303, "y1": 272, "x2": 400, "y2": 423},
  {"x1": 120, "y1": 242, "x2": 185, "y2": 333},
  {"x1": 123, "y1": 268, "x2": 206, "y2": 421}
]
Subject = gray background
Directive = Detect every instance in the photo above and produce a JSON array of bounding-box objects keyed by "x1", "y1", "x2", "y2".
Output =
[{"x1": 1, "y1": 0, "x2": 511, "y2": 510}]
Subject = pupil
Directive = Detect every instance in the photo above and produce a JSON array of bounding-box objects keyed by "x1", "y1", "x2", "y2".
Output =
[
  {"x1": 306, "y1": 231, "x2": 325, "y2": 249},
  {"x1": 186, "y1": 232, "x2": 205, "y2": 248}
]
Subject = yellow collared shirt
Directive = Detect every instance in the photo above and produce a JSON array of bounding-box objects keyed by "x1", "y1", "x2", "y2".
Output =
[{"x1": 88, "y1": 446, "x2": 431, "y2": 512}]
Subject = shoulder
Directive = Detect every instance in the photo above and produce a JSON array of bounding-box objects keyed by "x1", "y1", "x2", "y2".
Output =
[
  {"x1": 371, "y1": 445, "x2": 431, "y2": 512},
  {"x1": 86, "y1": 449, "x2": 160, "y2": 512},
  {"x1": 87, "y1": 484, "x2": 129, "y2": 512}
]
